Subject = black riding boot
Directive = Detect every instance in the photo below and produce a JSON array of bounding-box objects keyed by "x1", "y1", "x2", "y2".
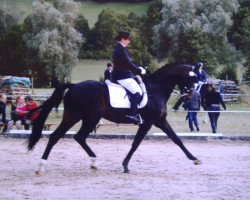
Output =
[{"x1": 126, "y1": 92, "x2": 143, "y2": 124}]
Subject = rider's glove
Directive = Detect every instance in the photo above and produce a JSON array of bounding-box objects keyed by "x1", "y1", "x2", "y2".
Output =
[{"x1": 139, "y1": 67, "x2": 146, "y2": 75}]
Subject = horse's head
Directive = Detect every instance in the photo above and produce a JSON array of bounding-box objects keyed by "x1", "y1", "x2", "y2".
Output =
[
  {"x1": 152, "y1": 64, "x2": 197, "y2": 92},
  {"x1": 177, "y1": 67, "x2": 197, "y2": 93}
]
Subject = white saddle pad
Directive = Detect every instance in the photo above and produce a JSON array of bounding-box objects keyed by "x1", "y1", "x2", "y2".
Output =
[{"x1": 105, "y1": 79, "x2": 148, "y2": 108}]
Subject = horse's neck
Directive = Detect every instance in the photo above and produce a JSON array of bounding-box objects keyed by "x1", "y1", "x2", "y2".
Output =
[{"x1": 146, "y1": 76, "x2": 176, "y2": 102}]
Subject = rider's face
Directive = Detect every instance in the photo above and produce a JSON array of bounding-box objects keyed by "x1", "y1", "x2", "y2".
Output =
[{"x1": 120, "y1": 38, "x2": 130, "y2": 47}]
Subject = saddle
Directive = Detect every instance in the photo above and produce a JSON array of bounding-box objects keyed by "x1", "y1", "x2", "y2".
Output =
[{"x1": 105, "y1": 76, "x2": 148, "y2": 109}]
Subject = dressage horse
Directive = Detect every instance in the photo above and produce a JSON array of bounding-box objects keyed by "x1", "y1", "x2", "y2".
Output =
[{"x1": 27, "y1": 63, "x2": 202, "y2": 174}]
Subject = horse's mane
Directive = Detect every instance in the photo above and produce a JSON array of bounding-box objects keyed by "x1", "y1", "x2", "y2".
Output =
[{"x1": 150, "y1": 63, "x2": 193, "y2": 80}]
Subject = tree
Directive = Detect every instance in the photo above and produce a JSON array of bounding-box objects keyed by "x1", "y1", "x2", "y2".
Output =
[
  {"x1": 0, "y1": 8, "x2": 27, "y2": 76},
  {"x1": 92, "y1": 8, "x2": 129, "y2": 56},
  {"x1": 228, "y1": 0, "x2": 250, "y2": 84},
  {"x1": 0, "y1": 8, "x2": 18, "y2": 37},
  {"x1": 74, "y1": 14, "x2": 93, "y2": 59},
  {"x1": 24, "y1": 0, "x2": 83, "y2": 87},
  {"x1": 177, "y1": 26, "x2": 216, "y2": 74},
  {"x1": 142, "y1": 0, "x2": 163, "y2": 55},
  {"x1": 0, "y1": 24, "x2": 27, "y2": 76},
  {"x1": 152, "y1": 0, "x2": 239, "y2": 75}
]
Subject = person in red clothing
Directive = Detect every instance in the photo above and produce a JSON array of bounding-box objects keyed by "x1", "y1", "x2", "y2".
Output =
[
  {"x1": 23, "y1": 96, "x2": 40, "y2": 130},
  {"x1": 8, "y1": 95, "x2": 27, "y2": 130}
]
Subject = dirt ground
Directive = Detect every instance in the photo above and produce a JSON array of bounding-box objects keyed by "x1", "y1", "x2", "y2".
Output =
[{"x1": 0, "y1": 137, "x2": 250, "y2": 200}]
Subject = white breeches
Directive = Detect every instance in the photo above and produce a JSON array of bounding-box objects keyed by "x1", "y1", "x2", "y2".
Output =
[{"x1": 117, "y1": 78, "x2": 142, "y2": 95}]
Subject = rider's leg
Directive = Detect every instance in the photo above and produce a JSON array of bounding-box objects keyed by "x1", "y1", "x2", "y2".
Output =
[{"x1": 117, "y1": 78, "x2": 143, "y2": 124}]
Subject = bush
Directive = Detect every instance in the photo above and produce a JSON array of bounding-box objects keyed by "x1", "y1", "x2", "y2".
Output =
[{"x1": 218, "y1": 66, "x2": 239, "y2": 84}]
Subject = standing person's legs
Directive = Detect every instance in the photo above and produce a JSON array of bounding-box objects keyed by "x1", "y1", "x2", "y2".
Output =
[
  {"x1": 187, "y1": 112, "x2": 194, "y2": 131},
  {"x1": 1, "y1": 119, "x2": 11, "y2": 132},
  {"x1": 214, "y1": 112, "x2": 220, "y2": 132},
  {"x1": 208, "y1": 112, "x2": 216, "y2": 133},
  {"x1": 193, "y1": 112, "x2": 199, "y2": 131}
]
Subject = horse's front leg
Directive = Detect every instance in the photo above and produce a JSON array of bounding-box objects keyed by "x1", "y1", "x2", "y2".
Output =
[
  {"x1": 154, "y1": 119, "x2": 202, "y2": 165},
  {"x1": 122, "y1": 122, "x2": 153, "y2": 173}
]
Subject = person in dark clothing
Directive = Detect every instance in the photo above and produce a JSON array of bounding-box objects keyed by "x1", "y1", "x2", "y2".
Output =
[
  {"x1": 0, "y1": 93, "x2": 9, "y2": 132},
  {"x1": 112, "y1": 31, "x2": 146, "y2": 124},
  {"x1": 104, "y1": 62, "x2": 113, "y2": 81},
  {"x1": 194, "y1": 62, "x2": 207, "y2": 84},
  {"x1": 194, "y1": 61, "x2": 207, "y2": 92},
  {"x1": 205, "y1": 84, "x2": 226, "y2": 133},
  {"x1": 183, "y1": 88, "x2": 201, "y2": 132},
  {"x1": 173, "y1": 87, "x2": 200, "y2": 132}
]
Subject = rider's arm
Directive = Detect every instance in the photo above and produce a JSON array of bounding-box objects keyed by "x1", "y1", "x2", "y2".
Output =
[{"x1": 120, "y1": 47, "x2": 142, "y2": 74}]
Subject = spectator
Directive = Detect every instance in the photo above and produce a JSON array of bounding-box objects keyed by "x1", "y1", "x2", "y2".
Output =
[
  {"x1": 184, "y1": 88, "x2": 201, "y2": 132},
  {"x1": 23, "y1": 96, "x2": 40, "y2": 130},
  {"x1": 173, "y1": 87, "x2": 201, "y2": 132},
  {"x1": 104, "y1": 62, "x2": 113, "y2": 81},
  {"x1": 205, "y1": 84, "x2": 226, "y2": 133},
  {"x1": 194, "y1": 61, "x2": 207, "y2": 92},
  {"x1": 8, "y1": 95, "x2": 27, "y2": 130},
  {"x1": 194, "y1": 61, "x2": 207, "y2": 83},
  {"x1": 0, "y1": 93, "x2": 9, "y2": 132}
]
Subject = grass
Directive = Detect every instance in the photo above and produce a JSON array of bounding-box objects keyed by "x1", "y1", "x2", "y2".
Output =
[{"x1": 0, "y1": 0, "x2": 149, "y2": 27}]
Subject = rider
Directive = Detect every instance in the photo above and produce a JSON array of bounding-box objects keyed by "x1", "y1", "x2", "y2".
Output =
[
  {"x1": 112, "y1": 31, "x2": 146, "y2": 124},
  {"x1": 193, "y1": 61, "x2": 207, "y2": 92}
]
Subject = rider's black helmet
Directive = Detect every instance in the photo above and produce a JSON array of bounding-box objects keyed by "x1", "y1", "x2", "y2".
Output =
[
  {"x1": 115, "y1": 31, "x2": 130, "y2": 41},
  {"x1": 196, "y1": 62, "x2": 204, "y2": 67}
]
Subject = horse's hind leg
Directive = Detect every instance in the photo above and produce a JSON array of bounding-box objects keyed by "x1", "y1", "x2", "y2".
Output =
[
  {"x1": 36, "y1": 116, "x2": 78, "y2": 175},
  {"x1": 74, "y1": 115, "x2": 101, "y2": 170}
]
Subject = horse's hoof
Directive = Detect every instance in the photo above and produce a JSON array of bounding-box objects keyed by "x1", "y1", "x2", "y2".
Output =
[
  {"x1": 193, "y1": 159, "x2": 202, "y2": 165},
  {"x1": 35, "y1": 170, "x2": 45, "y2": 176},
  {"x1": 91, "y1": 165, "x2": 98, "y2": 170}
]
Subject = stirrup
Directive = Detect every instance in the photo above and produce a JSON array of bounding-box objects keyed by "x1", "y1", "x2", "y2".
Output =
[
  {"x1": 125, "y1": 114, "x2": 143, "y2": 125},
  {"x1": 136, "y1": 114, "x2": 143, "y2": 124}
]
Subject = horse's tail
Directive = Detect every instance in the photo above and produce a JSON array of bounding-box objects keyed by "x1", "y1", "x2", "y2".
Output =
[{"x1": 27, "y1": 83, "x2": 73, "y2": 150}]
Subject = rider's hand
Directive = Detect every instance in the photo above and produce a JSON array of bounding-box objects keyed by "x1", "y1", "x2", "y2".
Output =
[{"x1": 139, "y1": 67, "x2": 146, "y2": 75}]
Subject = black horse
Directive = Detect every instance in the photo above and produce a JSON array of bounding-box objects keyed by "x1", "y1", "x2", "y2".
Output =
[{"x1": 27, "y1": 63, "x2": 202, "y2": 174}]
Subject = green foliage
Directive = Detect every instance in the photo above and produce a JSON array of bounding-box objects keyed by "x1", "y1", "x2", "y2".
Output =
[
  {"x1": 0, "y1": 9, "x2": 18, "y2": 37},
  {"x1": 0, "y1": 8, "x2": 27, "y2": 76},
  {"x1": 218, "y1": 66, "x2": 238, "y2": 84},
  {"x1": 177, "y1": 26, "x2": 216, "y2": 74},
  {"x1": 228, "y1": 1, "x2": 250, "y2": 83},
  {"x1": 152, "y1": 0, "x2": 240, "y2": 76},
  {"x1": 0, "y1": 24, "x2": 27, "y2": 76},
  {"x1": 23, "y1": 0, "x2": 83, "y2": 87},
  {"x1": 85, "y1": 8, "x2": 152, "y2": 67},
  {"x1": 142, "y1": 0, "x2": 163, "y2": 55},
  {"x1": 244, "y1": 62, "x2": 250, "y2": 85},
  {"x1": 92, "y1": 8, "x2": 130, "y2": 51}
]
